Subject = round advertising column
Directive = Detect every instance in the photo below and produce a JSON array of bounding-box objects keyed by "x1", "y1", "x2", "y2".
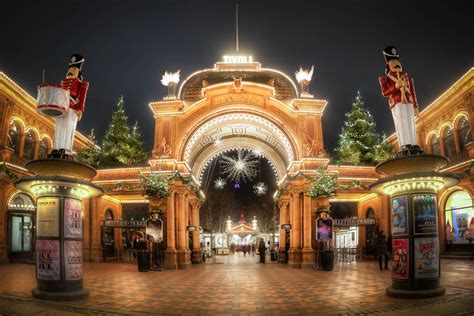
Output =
[
  {"x1": 370, "y1": 154, "x2": 459, "y2": 298},
  {"x1": 15, "y1": 159, "x2": 103, "y2": 300}
]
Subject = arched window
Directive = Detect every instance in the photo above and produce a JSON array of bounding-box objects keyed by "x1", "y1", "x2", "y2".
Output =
[
  {"x1": 8, "y1": 192, "x2": 35, "y2": 211},
  {"x1": 38, "y1": 138, "x2": 50, "y2": 159},
  {"x1": 104, "y1": 209, "x2": 114, "y2": 220},
  {"x1": 444, "y1": 190, "x2": 473, "y2": 245},
  {"x1": 23, "y1": 130, "x2": 36, "y2": 160},
  {"x1": 366, "y1": 208, "x2": 375, "y2": 219},
  {"x1": 7, "y1": 121, "x2": 21, "y2": 154},
  {"x1": 457, "y1": 117, "x2": 472, "y2": 150},
  {"x1": 443, "y1": 127, "x2": 456, "y2": 157},
  {"x1": 430, "y1": 135, "x2": 441, "y2": 155}
]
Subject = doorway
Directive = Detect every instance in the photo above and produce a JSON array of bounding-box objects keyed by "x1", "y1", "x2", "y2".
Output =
[{"x1": 7, "y1": 192, "x2": 35, "y2": 263}]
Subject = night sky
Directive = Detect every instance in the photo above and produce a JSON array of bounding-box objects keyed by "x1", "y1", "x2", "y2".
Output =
[{"x1": 1, "y1": 0, "x2": 472, "y2": 154}]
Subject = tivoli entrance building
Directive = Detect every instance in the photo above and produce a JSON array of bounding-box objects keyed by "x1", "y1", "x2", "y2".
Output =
[{"x1": 0, "y1": 57, "x2": 473, "y2": 268}]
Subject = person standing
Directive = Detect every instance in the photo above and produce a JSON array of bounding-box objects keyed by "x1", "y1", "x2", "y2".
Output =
[
  {"x1": 258, "y1": 239, "x2": 266, "y2": 263},
  {"x1": 376, "y1": 231, "x2": 389, "y2": 270}
]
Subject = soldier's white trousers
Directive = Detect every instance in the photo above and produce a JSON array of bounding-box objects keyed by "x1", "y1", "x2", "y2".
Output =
[
  {"x1": 391, "y1": 102, "x2": 417, "y2": 147},
  {"x1": 54, "y1": 110, "x2": 78, "y2": 154}
]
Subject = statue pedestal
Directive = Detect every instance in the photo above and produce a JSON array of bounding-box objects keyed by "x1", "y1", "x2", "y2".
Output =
[
  {"x1": 15, "y1": 159, "x2": 102, "y2": 300},
  {"x1": 370, "y1": 154, "x2": 459, "y2": 299}
]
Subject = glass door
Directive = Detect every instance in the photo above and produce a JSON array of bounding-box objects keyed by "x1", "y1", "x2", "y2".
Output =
[{"x1": 10, "y1": 214, "x2": 32, "y2": 253}]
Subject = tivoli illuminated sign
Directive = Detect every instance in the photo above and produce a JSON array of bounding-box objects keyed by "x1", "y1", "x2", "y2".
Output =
[{"x1": 222, "y1": 55, "x2": 254, "y2": 63}]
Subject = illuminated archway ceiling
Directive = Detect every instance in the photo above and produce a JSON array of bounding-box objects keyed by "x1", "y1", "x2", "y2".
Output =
[
  {"x1": 184, "y1": 113, "x2": 295, "y2": 168},
  {"x1": 179, "y1": 69, "x2": 298, "y2": 101}
]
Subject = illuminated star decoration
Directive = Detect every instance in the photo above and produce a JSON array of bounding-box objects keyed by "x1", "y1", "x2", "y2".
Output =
[
  {"x1": 253, "y1": 182, "x2": 268, "y2": 196},
  {"x1": 221, "y1": 149, "x2": 258, "y2": 183},
  {"x1": 214, "y1": 178, "x2": 226, "y2": 190}
]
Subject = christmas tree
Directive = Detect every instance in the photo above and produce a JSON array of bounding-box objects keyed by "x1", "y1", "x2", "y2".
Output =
[
  {"x1": 335, "y1": 91, "x2": 394, "y2": 165},
  {"x1": 100, "y1": 96, "x2": 147, "y2": 167},
  {"x1": 76, "y1": 129, "x2": 101, "y2": 167}
]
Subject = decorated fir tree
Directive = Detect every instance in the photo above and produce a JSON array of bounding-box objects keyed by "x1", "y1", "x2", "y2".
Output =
[
  {"x1": 100, "y1": 96, "x2": 147, "y2": 167},
  {"x1": 335, "y1": 92, "x2": 394, "y2": 165},
  {"x1": 76, "y1": 129, "x2": 101, "y2": 166}
]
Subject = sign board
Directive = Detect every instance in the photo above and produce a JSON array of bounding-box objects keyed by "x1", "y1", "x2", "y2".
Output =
[
  {"x1": 391, "y1": 196, "x2": 408, "y2": 236},
  {"x1": 414, "y1": 237, "x2": 439, "y2": 279},
  {"x1": 64, "y1": 241, "x2": 83, "y2": 280},
  {"x1": 64, "y1": 198, "x2": 82, "y2": 238},
  {"x1": 104, "y1": 220, "x2": 147, "y2": 228},
  {"x1": 333, "y1": 218, "x2": 376, "y2": 227},
  {"x1": 37, "y1": 197, "x2": 60, "y2": 237},
  {"x1": 413, "y1": 194, "x2": 437, "y2": 235},
  {"x1": 222, "y1": 55, "x2": 254, "y2": 63},
  {"x1": 392, "y1": 239, "x2": 409, "y2": 279},
  {"x1": 146, "y1": 220, "x2": 163, "y2": 242},
  {"x1": 36, "y1": 240, "x2": 60, "y2": 280},
  {"x1": 317, "y1": 218, "x2": 333, "y2": 241}
]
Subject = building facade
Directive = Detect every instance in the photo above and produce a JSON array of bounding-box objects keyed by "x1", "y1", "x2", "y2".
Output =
[{"x1": 1, "y1": 63, "x2": 472, "y2": 267}]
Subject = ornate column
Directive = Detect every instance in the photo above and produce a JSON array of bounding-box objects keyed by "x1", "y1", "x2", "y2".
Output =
[
  {"x1": 453, "y1": 130, "x2": 462, "y2": 153},
  {"x1": 18, "y1": 132, "x2": 26, "y2": 157},
  {"x1": 0, "y1": 177, "x2": 10, "y2": 263},
  {"x1": 177, "y1": 191, "x2": 190, "y2": 269},
  {"x1": 288, "y1": 192, "x2": 302, "y2": 268},
  {"x1": 33, "y1": 139, "x2": 40, "y2": 159},
  {"x1": 164, "y1": 191, "x2": 177, "y2": 269},
  {"x1": 190, "y1": 200, "x2": 201, "y2": 264},
  {"x1": 89, "y1": 196, "x2": 103, "y2": 262},
  {"x1": 301, "y1": 193, "x2": 315, "y2": 268},
  {"x1": 278, "y1": 199, "x2": 289, "y2": 263}
]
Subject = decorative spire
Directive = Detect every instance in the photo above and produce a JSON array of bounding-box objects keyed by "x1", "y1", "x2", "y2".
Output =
[
  {"x1": 161, "y1": 70, "x2": 180, "y2": 99},
  {"x1": 295, "y1": 65, "x2": 315, "y2": 98}
]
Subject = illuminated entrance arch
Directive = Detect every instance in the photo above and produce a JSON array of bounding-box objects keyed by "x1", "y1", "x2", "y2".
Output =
[{"x1": 148, "y1": 58, "x2": 329, "y2": 269}]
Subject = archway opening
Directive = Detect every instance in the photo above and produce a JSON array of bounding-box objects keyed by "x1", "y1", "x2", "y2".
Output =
[{"x1": 199, "y1": 148, "x2": 279, "y2": 264}]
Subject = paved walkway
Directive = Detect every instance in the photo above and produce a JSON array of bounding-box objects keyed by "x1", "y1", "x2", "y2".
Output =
[{"x1": 0, "y1": 255, "x2": 473, "y2": 315}]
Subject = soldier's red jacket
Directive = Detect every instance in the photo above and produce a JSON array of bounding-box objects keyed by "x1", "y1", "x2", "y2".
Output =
[
  {"x1": 60, "y1": 78, "x2": 89, "y2": 112},
  {"x1": 379, "y1": 71, "x2": 418, "y2": 109}
]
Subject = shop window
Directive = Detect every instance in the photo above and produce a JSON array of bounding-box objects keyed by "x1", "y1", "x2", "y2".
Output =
[
  {"x1": 38, "y1": 138, "x2": 50, "y2": 159},
  {"x1": 457, "y1": 117, "x2": 472, "y2": 150},
  {"x1": 23, "y1": 130, "x2": 36, "y2": 160},
  {"x1": 444, "y1": 191, "x2": 474, "y2": 244},
  {"x1": 430, "y1": 135, "x2": 441, "y2": 155},
  {"x1": 7, "y1": 121, "x2": 21, "y2": 154}
]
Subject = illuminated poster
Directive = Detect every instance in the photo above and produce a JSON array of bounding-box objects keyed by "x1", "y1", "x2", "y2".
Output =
[
  {"x1": 36, "y1": 240, "x2": 60, "y2": 280},
  {"x1": 64, "y1": 198, "x2": 82, "y2": 238},
  {"x1": 37, "y1": 197, "x2": 60, "y2": 237},
  {"x1": 391, "y1": 239, "x2": 409, "y2": 279},
  {"x1": 413, "y1": 194, "x2": 437, "y2": 234},
  {"x1": 317, "y1": 218, "x2": 333, "y2": 241},
  {"x1": 414, "y1": 237, "x2": 439, "y2": 279},
  {"x1": 391, "y1": 196, "x2": 408, "y2": 236},
  {"x1": 64, "y1": 241, "x2": 83, "y2": 280},
  {"x1": 146, "y1": 220, "x2": 163, "y2": 242}
]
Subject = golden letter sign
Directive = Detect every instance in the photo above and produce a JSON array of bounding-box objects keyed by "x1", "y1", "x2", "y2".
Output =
[{"x1": 212, "y1": 94, "x2": 264, "y2": 107}]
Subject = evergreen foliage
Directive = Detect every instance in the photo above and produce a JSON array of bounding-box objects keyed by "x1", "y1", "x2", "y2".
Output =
[
  {"x1": 76, "y1": 129, "x2": 101, "y2": 166},
  {"x1": 100, "y1": 96, "x2": 147, "y2": 167},
  {"x1": 335, "y1": 92, "x2": 394, "y2": 165}
]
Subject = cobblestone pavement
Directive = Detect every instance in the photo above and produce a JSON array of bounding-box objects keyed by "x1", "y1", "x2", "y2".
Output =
[{"x1": 0, "y1": 255, "x2": 473, "y2": 315}]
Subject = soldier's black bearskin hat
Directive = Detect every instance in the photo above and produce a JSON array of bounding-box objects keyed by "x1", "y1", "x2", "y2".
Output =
[{"x1": 383, "y1": 46, "x2": 400, "y2": 64}]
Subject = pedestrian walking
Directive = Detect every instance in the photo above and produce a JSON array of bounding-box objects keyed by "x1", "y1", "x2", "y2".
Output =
[
  {"x1": 258, "y1": 239, "x2": 266, "y2": 263},
  {"x1": 376, "y1": 231, "x2": 389, "y2": 270}
]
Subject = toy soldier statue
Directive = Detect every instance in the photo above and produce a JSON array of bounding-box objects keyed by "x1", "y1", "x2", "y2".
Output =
[
  {"x1": 51, "y1": 54, "x2": 89, "y2": 158},
  {"x1": 379, "y1": 46, "x2": 421, "y2": 155}
]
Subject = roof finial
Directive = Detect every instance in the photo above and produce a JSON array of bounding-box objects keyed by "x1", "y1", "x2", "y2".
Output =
[{"x1": 235, "y1": 2, "x2": 239, "y2": 52}]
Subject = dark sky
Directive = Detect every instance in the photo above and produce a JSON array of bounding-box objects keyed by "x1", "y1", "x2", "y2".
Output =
[{"x1": 1, "y1": 0, "x2": 472, "y2": 153}]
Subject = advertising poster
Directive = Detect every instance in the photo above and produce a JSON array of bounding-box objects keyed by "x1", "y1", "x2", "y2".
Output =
[
  {"x1": 391, "y1": 239, "x2": 409, "y2": 279},
  {"x1": 413, "y1": 194, "x2": 437, "y2": 234},
  {"x1": 36, "y1": 240, "x2": 60, "y2": 280},
  {"x1": 64, "y1": 241, "x2": 83, "y2": 280},
  {"x1": 391, "y1": 196, "x2": 408, "y2": 236},
  {"x1": 414, "y1": 237, "x2": 439, "y2": 279},
  {"x1": 317, "y1": 218, "x2": 333, "y2": 241},
  {"x1": 146, "y1": 220, "x2": 163, "y2": 242},
  {"x1": 37, "y1": 197, "x2": 60, "y2": 237},
  {"x1": 64, "y1": 198, "x2": 82, "y2": 238}
]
